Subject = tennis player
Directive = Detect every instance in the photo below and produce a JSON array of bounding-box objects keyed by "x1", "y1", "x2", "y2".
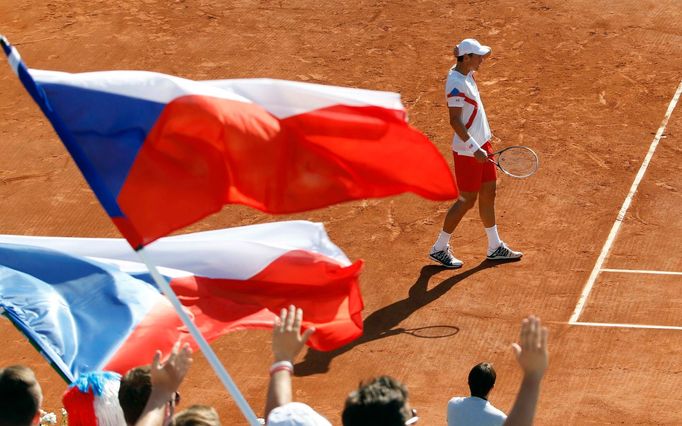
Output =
[{"x1": 429, "y1": 38, "x2": 522, "y2": 268}]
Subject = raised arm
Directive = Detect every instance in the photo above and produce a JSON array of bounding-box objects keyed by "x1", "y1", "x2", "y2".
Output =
[
  {"x1": 135, "y1": 341, "x2": 193, "y2": 426},
  {"x1": 503, "y1": 316, "x2": 549, "y2": 426},
  {"x1": 264, "y1": 305, "x2": 315, "y2": 419}
]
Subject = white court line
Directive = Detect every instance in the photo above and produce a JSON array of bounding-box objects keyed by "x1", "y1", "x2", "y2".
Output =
[
  {"x1": 569, "y1": 79, "x2": 682, "y2": 324},
  {"x1": 572, "y1": 321, "x2": 682, "y2": 331},
  {"x1": 601, "y1": 268, "x2": 682, "y2": 276}
]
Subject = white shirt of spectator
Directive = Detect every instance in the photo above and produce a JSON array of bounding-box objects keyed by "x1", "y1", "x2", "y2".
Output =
[
  {"x1": 445, "y1": 68, "x2": 492, "y2": 156},
  {"x1": 267, "y1": 402, "x2": 332, "y2": 426},
  {"x1": 447, "y1": 396, "x2": 507, "y2": 426}
]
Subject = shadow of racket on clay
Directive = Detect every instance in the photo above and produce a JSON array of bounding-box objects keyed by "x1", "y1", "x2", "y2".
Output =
[
  {"x1": 294, "y1": 259, "x2": 502, "y2": 376},
  {"x1": 393, "y1": 325, "x2": 461, "y2": 338}
]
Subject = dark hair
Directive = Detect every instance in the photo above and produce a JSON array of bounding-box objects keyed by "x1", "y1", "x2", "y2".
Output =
[
  {"x1": 0, "y1": 365, "x2": 42, "y2": 426},
  {"x1": 171, "y1": 405, "x2": 221, "y2": 426},
  {"x1": 454, "y1": 46, "x2": 463, "y2": 62},
  {"x1": 456, "y1": 53, "x2": 474, "y2": 62},
  {"x1": 118, "y1": 366, "x2": 152, "y2": 425},
  {"x1": 342, "y1": 376, "x2": 410, "y2": 426},
  {"x1": 468, "y1": 362, "x2": 496, "y2": 398}
]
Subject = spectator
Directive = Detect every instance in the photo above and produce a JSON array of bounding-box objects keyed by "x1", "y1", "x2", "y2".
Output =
[
  {"x1": 170, "y1": 405, "x2": 220, "y2": 426},
  {"x1": 264, "y1": 306, "x2": 417, "y2": 426},
  {"x1": 503, "y1": 316, "x2": 548, "y2": 426},
  {"x1": 265, "y1": 305, "x2": 331, "y2": 426},
  {"x1": 117, "y1": 340, "x2": 193, "y2": 426},
  {"x1": 0, "y1": 365, "x2": 42, "y2": 426},
  {"x1": 447, "y1": 362, "x2": 506, "y2": 425},
  {"x1": 342, "y1": 376, "x2": 418, "y2": 426}
]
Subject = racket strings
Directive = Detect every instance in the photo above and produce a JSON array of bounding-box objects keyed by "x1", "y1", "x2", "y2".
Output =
[{"x1": 497, "y1": 148, "x2": 538, "y2": 177}]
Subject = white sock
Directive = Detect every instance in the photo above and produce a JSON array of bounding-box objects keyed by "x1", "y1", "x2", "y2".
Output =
[
  {"x1": 433, "y1": 230, "x2": 451, "y2": 252},
  {"x1": 485, "y1": 225, "x2": 502, "y2": 252}
]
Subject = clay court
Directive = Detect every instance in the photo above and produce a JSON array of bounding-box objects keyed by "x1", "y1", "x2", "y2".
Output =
[{"x1": 1, "y1": 0, "x2": 681, "y2": 424}]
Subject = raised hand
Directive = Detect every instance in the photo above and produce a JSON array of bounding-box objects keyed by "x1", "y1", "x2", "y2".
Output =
[
  {"x1": 272, "y1": 305, "x2": 315, "y2": 362},
  {"x1": 512, "y1": 315, "x2": 548, "y2": 380},
  {"x1": 134, "y1": 340, "x2": 194, "y2": 426},
  {"x1": 150, "y1": 340, "x2": 193, "y2": 396},
  {"x1": 503, "y1": 316, "x2": 549, "y2": 426}
]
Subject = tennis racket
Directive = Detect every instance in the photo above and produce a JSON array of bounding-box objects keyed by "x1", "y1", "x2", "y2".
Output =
[{"x1": 488, "y1": 145, "x2": 539, "y2": 178}]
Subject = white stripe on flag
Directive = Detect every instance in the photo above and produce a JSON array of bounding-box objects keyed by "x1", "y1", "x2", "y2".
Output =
[
  {"x1": 0, "y1": 221, "x2": 350, "y2": 280},
  {"x1": 29, "y1": 69, "x2": 253, "y2": 106},
  {"x1": 204, "y1": 78, "x2": 405, "y2": 119},
  {"x1": 88, "y1": 257, "x2": 192, "y2": 279},
  {"x1": 28, "y1": 69, "x2": 405, "y2": 119}
]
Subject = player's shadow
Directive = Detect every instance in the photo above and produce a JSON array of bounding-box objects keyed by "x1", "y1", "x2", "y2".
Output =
[{"x1": 295, "y1": 259, "x2": 507, "y2": 376}]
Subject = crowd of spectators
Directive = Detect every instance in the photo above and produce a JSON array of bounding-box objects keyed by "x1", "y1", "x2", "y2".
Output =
[{"x1": 0, "y1": 306, "x2": 548, "y2": 426}]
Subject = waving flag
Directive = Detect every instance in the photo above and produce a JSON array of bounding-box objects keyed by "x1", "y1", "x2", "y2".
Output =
[
  {"x1": 1, "y1": 36, "x2": 458, "y2": 248},
  {"x1": 0, "y1": 221, "x2": 363, "y2": 382}
]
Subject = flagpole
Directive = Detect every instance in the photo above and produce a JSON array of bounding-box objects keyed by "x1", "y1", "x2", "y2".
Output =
[{"x1": 136, "y1": 248, "x2": 261, "y2": 426}]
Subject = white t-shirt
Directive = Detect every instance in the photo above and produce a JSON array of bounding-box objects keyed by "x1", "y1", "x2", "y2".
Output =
[
  {"x1": 447, "y1": 396, "x2": 507, "y2": 426},
  {"x1": 445, "y1": 67, "x2": 492, "y2": 156},
  {"x1": 267, "y1": 402, "x2": 332, "y2": 426}
]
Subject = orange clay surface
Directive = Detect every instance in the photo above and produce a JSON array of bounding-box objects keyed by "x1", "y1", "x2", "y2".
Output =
[{"x1": 1, "y1": 0, "x2": 681, "y2": 424}]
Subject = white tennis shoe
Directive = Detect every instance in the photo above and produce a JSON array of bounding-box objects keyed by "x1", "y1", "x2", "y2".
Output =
[
  {"x1": 429, "y1": 245, "x2": 463, "y2": 268},
  {"x1": 487, "y1": 242, "x2": 523, "y2": 260}
]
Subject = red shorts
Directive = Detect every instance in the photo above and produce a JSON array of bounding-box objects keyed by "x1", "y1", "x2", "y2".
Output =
[{"x1": 452, "y1": 141, "x2": 496, "y2": 193}]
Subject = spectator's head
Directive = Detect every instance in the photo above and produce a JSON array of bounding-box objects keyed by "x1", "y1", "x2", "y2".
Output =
[
  {"x1": 118, "y1": 365, "x2": 181, "y2": 425},
  {"x1": 170, "y1": 405, "x2": 220, "y2": 426},
  {"x1": 0, "y1": 365, "x2": 42, "y2": 426},
  {"x1": 118, "y1": 366, "x2": 152, "y2": 425},
  {"x1": 468, "y1": 362, "x2": 496, "y2": 399},
  {"x1": 342, "y1": 376, "x2": 417, "y2": 426}
]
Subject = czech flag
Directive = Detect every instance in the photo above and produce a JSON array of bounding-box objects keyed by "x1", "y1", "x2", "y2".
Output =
[
  {"x1": 0, "y1": 221, "x2": 363, "y2": 382},
  {"x1": 1, "y1": 36, "x2": 458, "y2": 249}
]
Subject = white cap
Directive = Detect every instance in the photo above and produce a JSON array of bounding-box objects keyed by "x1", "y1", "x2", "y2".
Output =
[
  {"x1": 267, "y1": 402, "x2": 332, "y2": 426},
  {"x1": 456, "y1": 38, "x2": 491, "y2": 56}
]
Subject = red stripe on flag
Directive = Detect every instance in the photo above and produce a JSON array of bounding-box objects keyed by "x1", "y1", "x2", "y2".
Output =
[
  {"x1": 111, "y1": 216, "x2": 144, "y2": 250},
  {"x1": 104, "y1": 249, "x2": 364, "y2": 374},
  {"x1": 116, "y1": 95, "x2": 457, "y2": 246},
  {"x1": 169, "y1": 250, "x2": 364, "y2": 351},
  {"x1": 104, "y1": 299, "x2": 187, "y2": 374}
]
